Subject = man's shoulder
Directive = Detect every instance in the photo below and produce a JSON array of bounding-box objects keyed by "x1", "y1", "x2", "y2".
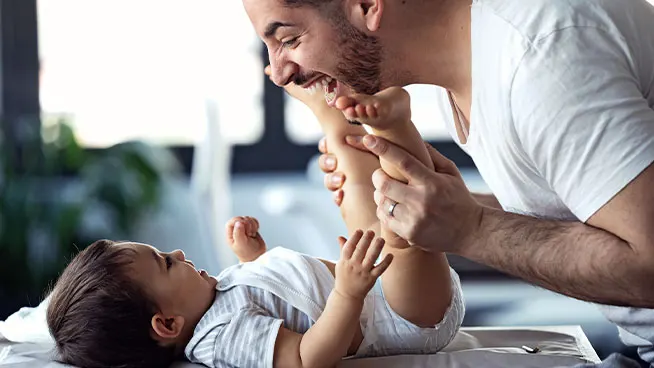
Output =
[{"x1": 473, "y1": 0, "x2": 644, "y2": 44}]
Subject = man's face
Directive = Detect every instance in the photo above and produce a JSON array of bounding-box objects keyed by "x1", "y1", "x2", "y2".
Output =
[{"x1": 244, "y1": 0, "x2": 384, "y2": 106}]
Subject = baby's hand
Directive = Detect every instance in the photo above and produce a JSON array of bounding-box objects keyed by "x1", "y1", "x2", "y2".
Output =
[
  {"x1": 226, "y1": 216, "x2": 266, "y2": 263},
  {"x1": 334, "y1": 230, "x2": 393, "y2": 301}
]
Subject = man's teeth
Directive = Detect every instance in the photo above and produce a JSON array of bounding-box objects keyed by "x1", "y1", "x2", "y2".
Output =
[
  {"x1": 304, "y1": 76, "x2": 333, "y2": 95},
  {"x1": 325, "y1": 90, "x2": 336, "y2": 103}
]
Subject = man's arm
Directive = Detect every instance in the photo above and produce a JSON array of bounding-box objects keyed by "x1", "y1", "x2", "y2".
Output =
[
  {"x1": 362, "y1": 136, "x2": 654, "y2": 308},
  {"x1": 465, "y1": 162, "x2": 654, "y2": 308}
]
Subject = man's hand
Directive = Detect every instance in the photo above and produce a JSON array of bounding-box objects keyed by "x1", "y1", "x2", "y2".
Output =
[
  {"x1": 363, "y1": 135, "x2": 484, "y2": 253},
  {"x1": 335, "y1": 230, "x2": 393, "y2": 300},
  {"x1": 226, "y1": 216, "x2": 267, "y2": 263},
  {"x1": 318, "y1": 135, "x2": 369, "y2": 206}
]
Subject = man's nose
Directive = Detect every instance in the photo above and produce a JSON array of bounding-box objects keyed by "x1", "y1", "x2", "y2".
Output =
[{"x1": 269, "y1": 51, "x2": 299, "y2": 87}]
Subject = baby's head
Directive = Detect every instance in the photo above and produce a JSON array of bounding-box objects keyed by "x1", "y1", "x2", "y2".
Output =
[{"x1": 47, "y1": 239, "x2": 217, "y2": 368}]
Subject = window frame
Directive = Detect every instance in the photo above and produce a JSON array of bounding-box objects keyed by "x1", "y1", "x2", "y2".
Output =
[{"x1": 1, "y1": 0, "x2": 41, "y2": 173}]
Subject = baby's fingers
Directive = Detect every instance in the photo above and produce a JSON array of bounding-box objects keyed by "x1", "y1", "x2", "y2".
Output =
[
  {"x1": 341, "y1": 230, "x2": 363, "y2": 259},
  {"x1": 226, "y1": 216, "x2": 244, "y2": 242},
  {"x1": 363, "y1": 237, "x2": 385, "y2": 269},
  {"x1": 370, "y1": 253, "x2": 393, "y2": 278},
  {"x1": 244, "y1": 216, "x2": 259, "y2": 236},
  {"x1": 233, "y1": 221, "x2": 248, "y2": 245},
  {"x1": 352, "y1": 230, "x2": 375, "y2": 262}
]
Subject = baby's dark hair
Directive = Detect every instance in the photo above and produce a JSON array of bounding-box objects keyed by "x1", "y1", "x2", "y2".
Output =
[{"x1": 46, "y1": 239, "x2": 177, "y2": 368}]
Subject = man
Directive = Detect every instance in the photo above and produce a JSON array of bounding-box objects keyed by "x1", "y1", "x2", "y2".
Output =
[{"x1": 242, "y1": 0, "x2": 654, "y2": 364}]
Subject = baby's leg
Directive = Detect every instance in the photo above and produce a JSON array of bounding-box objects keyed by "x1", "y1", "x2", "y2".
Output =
[
  {"x1": 335, "y1": 87, "x2": 453, "y2": 327},
  {"x1": 336, "y1": 87, "x2": 434, "y2": 181},
  {"x1": 312, "y1": 107, "x2": 382, "y2": 236}
]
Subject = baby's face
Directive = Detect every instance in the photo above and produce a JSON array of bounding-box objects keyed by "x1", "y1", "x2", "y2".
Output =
[{"x1": 120, "y1": 242, "x2": 217, "y2": 331}]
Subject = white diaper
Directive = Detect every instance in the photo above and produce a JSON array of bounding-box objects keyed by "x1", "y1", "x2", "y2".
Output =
[{"x1": 353, "y1": 267, "x2": 465, "y2": 358}]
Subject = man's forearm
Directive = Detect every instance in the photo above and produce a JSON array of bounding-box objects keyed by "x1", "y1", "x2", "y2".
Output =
[
  {"x1": 462, "y1": 207, "x2": 654, "y2": 308},
  {"x1": 472, "y1": 193, "x2": 502, "y2": 209}
]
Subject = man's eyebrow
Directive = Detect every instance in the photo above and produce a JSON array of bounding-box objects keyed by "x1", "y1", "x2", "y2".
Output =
[
  {"x1": 152, "y1": 250, "x2": 163, "y2": 272},
  {"x1": 264, "y1": 21, "x2": 294, "y2": 38}
]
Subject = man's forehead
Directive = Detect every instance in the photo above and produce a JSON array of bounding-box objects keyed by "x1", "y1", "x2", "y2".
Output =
[{"x1": 243, "y1": 0, "x2": 313, "y2": 34}]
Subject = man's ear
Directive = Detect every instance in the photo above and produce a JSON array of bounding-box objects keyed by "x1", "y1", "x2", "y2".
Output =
[
  {"x1": 343, "y1": 0, "x2": 384, "y2": 32},
  {"x1": 151, "y1": 313, "x2": 185, "y2": 341}
]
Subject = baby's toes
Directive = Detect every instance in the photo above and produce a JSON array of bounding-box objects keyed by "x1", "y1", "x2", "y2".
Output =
[
  {"x1": 366, "y1": 104, "x2": 378, "y2": 119},
  {"x1": 343, "y1": 106, "x2": 358, "y2": 120},
  {"x1": 335, "y1": 96, "x2": 357, "y2": 111},
  {"x1": 355, "y1": 103, "x2": 368, "y2": 119}
]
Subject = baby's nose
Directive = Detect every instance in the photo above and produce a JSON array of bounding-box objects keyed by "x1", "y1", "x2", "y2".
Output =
[{"x1": 172, "y1": 249, "x2": 186, "y2": 261}]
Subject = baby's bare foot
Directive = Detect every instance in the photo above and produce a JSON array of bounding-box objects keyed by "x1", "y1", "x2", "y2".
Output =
[{"x1": 335, "y1": 87, "x2": 411, "y2": 130}]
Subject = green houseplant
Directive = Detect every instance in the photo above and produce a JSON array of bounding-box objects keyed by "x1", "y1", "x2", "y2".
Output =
[{"x1": 0, "y1": 117, "x2": 181, "y2": 315}]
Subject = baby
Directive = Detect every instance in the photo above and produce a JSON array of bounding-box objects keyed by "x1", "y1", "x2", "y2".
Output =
[{"x1": 46, "y1": 85, "x2": 464, "y2": 368}]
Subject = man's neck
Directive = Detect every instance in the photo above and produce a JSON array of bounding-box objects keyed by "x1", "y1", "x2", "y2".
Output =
[{"x1": 384, "y1": 0, "x2": 472, "y2": 96}]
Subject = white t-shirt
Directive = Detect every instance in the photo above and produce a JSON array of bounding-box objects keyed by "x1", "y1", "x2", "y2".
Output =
[{"x1": 436, "y1": 0, "x2": 654, "y2": 361}]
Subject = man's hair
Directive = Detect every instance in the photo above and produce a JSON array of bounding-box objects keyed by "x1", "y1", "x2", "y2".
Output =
[
  {"x1": 46, "y1": 239, "x2": 177, "y2": 368},
  {"x1": 284, "y1": 0, "x2": 340, "y2": 13},
  {"x1": 283, "y1": 0, "x2": 334, "y2": 7}
]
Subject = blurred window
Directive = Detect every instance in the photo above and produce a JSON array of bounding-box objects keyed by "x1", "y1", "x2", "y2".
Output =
[
  {"x1": 38, "y1": 0, "x2": 263, "y2": 147},
  {"x1": 285, "y1": 84, "x2": 452, "y2": 144}
]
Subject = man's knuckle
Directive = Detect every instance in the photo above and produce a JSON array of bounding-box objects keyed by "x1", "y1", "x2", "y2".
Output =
[
  {"x1": 380, "y1": 177, "x2": 392, "y2": 194},
  {"x1": 376, "y1": 141, "x2": 389, "y2": 155},
  {"x1": 399, "y1": 157, "x2": 414, "y2": 173}
]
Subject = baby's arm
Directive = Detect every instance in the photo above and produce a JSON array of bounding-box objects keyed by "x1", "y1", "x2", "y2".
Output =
[{"x1": 273, "y1": 231, "x2": 392, "y2": 368}]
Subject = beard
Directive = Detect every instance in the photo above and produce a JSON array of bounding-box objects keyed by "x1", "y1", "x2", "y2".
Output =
[{"x1": 332, "y1": 17, "x2": 383, "y2": 95}]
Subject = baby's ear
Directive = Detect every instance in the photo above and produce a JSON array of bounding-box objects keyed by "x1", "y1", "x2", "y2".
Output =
[{"x1": 151, "y1": 313, "x2": 185, "y2": 342}]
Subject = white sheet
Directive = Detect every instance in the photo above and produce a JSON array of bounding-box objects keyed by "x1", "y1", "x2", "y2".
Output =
[
  {"x1": 1, "y1": 325, "x2": 599, "y2": 367},
  {"x1": 1, "y1": 297, "x2": 600, "y2": 367}
]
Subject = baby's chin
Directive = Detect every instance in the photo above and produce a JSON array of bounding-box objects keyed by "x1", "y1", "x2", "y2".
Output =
[{"x1": 204, "y1": 273, "x2": 218, "y2": 289}]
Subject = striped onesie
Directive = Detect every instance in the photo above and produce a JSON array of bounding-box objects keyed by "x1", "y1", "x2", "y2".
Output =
[{"x1": 184, "y1": 247, "x2": 464, "y2": 367}]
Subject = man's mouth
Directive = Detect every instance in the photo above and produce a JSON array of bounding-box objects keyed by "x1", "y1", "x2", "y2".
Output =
[{"x1": 303, "y1": 76, "x2": 341, "y2": 106}]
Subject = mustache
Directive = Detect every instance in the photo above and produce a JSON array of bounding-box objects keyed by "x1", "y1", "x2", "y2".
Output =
[{"x1": 292, "y1": 72, "x2": 320, "y2": 86}]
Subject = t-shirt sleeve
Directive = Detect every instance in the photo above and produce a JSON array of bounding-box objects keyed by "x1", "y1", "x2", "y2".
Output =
[
  {"x1": 191, "y1": 304, "x2": 283, "y2": 368},
  {"x1": 510, "y1": 26, "x2": 654, "y2": 222}
]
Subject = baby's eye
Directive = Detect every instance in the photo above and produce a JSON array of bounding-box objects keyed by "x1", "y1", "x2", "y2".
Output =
[{"x1": 165, "y1": 256, "x2": 173, "y2": 269}]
